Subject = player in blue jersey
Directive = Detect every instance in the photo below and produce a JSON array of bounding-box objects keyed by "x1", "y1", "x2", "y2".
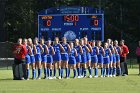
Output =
[
  {"x1": 107, "y1": 39, "x2": 115, "y2": 77},
  {"x1": 114, "y1": 40, "x2": 122, "y2": 76},
  {"x1": 23, "y1": 39, "x2": 31, "y2": 80},
  {"x1": 27, "y1": 38, "x2": 36, "y2": 80},
  {"x1": 68, "y1": 42, "x2": 78, "y2": 79},
  {"x1": 46, "y1": 40, "x2": 55, "y2": 79},
  {"x1": 80, "y1": 39, "x2": 90, "y2": 78},
  {"x1": 53, "y1": 37, "x2": 65, "y2": 79},
  {"x1": 83, "y1": 37, "x2": 92, "y2": 78},
  {"x1": 40, "y1": 38, "x2": 49, "y2": 79},
  {"x1": 33, "y1": 37, "x2": 43, "y2": 79},
  {"x1": 103, "y1": 42, "x2": 112, "y2": 77},
  {"x1": 61, "y1": 37, "x2": 71, "y2": 79},
  {"x1": 91, "y1": 40, "x2": 99, "y2": 78},
  {"x1": 74, "y1": 39, "x2": 83, "y2": 78},
  {"x1": 97, "y1": 40, "x2": 105, "y2": 77}
]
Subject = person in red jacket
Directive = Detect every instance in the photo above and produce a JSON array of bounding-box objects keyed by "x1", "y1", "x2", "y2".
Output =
[
  {"x1": 136, "y1": 41, "x2": 140, "y2": 75},
  {"x1": 120, "y1": 40, "x2": 129, "y2": 76},
  {"x1": 13, "y1": 38, "x2": 27, "y2": 64}
]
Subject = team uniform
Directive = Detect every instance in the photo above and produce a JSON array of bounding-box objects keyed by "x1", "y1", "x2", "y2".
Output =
[
  {"x1": 75, "y1": 45, "x2": 82, "y2": 77},
  {"x1": 53, "y1": 44, "x2": 62, "y2": 77},
  {"x1": 25, "y1": 46, "x2": 31, "y2": 64},
  {"x1": 61, "y1": 43, "x2": 69, "y2": 78},
  {"x1": 68, "y1": 48, "x2": 77, "y2": 78},
  {"x1": 34, "y1": 44, "x2": 42, "y2": 78},
  {"x1": 97, "y1": 47, "x2": 104, "y2": 76},
  {"x1": 41, "y1": 44, "x2": 47, "y2": 78},
  {"x1": 81, "y1": 45, "x2": 87, "y2": 77},
  {"x1": 41, "y1": 44, "x2": 47, "y2": 63},
  {"x1": 115, "y1": 46, "x2": 121, "y2": 76},
  {"x1": 108, "y1": 45, "x2": 114, "y2": 76},
  {"x1": 47, "y1": 46, "x2": 54, "y2": 78},
  {"x1": 30, "y1": 46, "x2": 36, "y2": 79},
  {"x1": 103, "y1": 48, "x2": 111, "y2": 76},
  {"x1": 91, "y1": 46, "x2": 98, "y2": 77},
  {"x1": 25, "y1": 45, "x2": 31, "y2": 79}
]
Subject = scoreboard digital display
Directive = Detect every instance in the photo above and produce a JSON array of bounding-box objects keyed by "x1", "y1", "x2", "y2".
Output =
[{"x1": 38, "y1": 14, "x2": 104, "y2": 41}]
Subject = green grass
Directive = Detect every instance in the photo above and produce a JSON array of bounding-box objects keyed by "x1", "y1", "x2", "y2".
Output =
[{"x1": 0, "y1": 69, "x2": 140, "y2": 93}]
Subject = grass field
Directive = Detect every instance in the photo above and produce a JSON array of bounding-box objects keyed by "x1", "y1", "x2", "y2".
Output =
[{"x1": 0, "y1": 69, "x2": 140, "y2": 93}]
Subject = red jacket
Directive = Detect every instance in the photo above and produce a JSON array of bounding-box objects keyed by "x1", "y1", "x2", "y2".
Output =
[
  {"x1": 13, "y1": 44, "x2": 27, "y2": 60},
  {"x1": 120, "y1": 45, "x2": 129, "y2": 57}
]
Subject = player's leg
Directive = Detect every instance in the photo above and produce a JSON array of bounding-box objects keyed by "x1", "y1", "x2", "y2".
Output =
[
  {"x1": 72, "y1": 64, "x2": 76, "y2": 78},
  {"x1": 76, "y1": 62, "x2": 81, "y2": 78},
  {"x1": 87, "y1": 60, "x2": 92, "y2": 78},
  {"x1": 32, "y1": 62, "x2": 36, "y2": 80},
  {"x1": 53, "y1": 62, "x2": 57, "y2": 79},
  {"x1": 57, "y1": 60, "x2": 61, "y2": 79}
]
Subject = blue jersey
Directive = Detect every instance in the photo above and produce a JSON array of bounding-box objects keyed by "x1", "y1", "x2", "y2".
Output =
[
  {"x1": 99, "y1": 47, "x2": 103, "y2": 55},
  {"x1": 53, "y1": 44, "x2": 61, "y2": 54},
  {"x1": 41, "y1": 44, "x2": 47, "y2": 56},
  {"x1": 115, "y1": 46, "x2": 121, "y2": 55},
  {"x1": 98, "y1": 47, "x2": 104, "y2": 63},
  {"x1": 47, "y1": 46, "x2": 53, "y2": 63},
  {"x1": 35, "y1": 44, "x2": 41, "y2": 54},
  {"x1": 86, "y1": 44, "x2": 91, "y2": 61},
  {"x1": 81, "y1": 45, "x2": 87, "y2": 63},
  {"x1": 62, "y1": 43, "x2": 69, "y2": 53},
  {"x1": 53, "y1": 44, "x2": 61, "y2": 61},
  {"x1": 104, "y1": 48, "x2": 110, "y2": 64},
  {"x1": 104, "y1": 48, "x2": 110, "y2": 57},
  {"x1": 75, "y1": 45, "x2": 82, "y2": 63},
  {"x1": 91, "y1": 46, "x2": 97, "y2": 56},
  {"x1": 25, "y1": 45, "x2": 30, "y2": 64},
  {"x1": 69, "y1": 48, "x2": 76, "y2": 64}
]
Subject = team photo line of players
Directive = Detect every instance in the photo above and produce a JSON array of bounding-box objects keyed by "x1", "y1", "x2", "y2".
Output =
[{"x1": 20, "y1": 37, "x2": 122, "y2": 80}]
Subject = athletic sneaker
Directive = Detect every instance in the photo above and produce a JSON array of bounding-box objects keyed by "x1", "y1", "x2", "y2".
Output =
[
  {"x1": 80, "y1": 75, "x2": 84, "y2": 78},
  {"x1": 77, "y1": 76, "x2": 81, "y2": 78},
  {"x1": 100, "y1": 75, "x2": 104, "y2": 78},
  {"x1": 94, "y1": 75, "x2": 98, "y2": 78},
  {"x1": 89, "y1": 75, "x2": 92, "y2": 78},
  {"x1": 113, "y1": 75, "x2": 116, "y2": 77},
  {"x1": 109, "y1": 75, "x2": 112, "y2": 77},
  {"x1": 49, "y1": 77, "x2": 53, "y2": 80},
  {"x1": 36, "y1": 77, "x2": 41, "y2": 80},
  {"x1": 58, "y1": 76, "x2": 61, "y2": 79},
  {"x1": 26, "y1": 78, "x2": 30, "y2": 80},
  {"x1": 53, "y1": 76, "x2": 56, "y2": 79}
]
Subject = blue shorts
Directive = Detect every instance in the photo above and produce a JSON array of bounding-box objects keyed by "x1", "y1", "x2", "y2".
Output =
[
  {"x1": 113, "y1": 54, "x2": 116, "y2": 63},
  {"x1": 97, "y1": 55, "x2": 104, "y2": 64},
  {"x1": 109, "y1": 55, "x2": 113, "y2": 62},
  {"x1": 25, "y1": 55, "x2": 31, "y2": 64},
  {"x1": 30, "y1": 56, "x2": 35, "y2": 63},
  {"x1": 87, "y1": 53, "x2": 91, "y2": 61},
  {"x1": 41, "y1": 55, "x2": 47, "y2": 62},
  {"x1": 35, "y1": 54, "x2": 42, "y2": 62},
  {"x1": 61, "y1": 53, "x2": 69, "y2": 61},
  {"x1": 103, "y1": 56, "x2": 110, "y2": 64},
  {"x1": 76, "y1": 54, "x2": 82, "y2": 63},
  {"x1": 68, "y1": 56, "x2": 76, "y2": 64},
  {"x1": 53, "y1": 53, "x2": 61, "y2": 61},
  {"x1": 91, "y1": 55, "x2": 98, "y2": 63},
  {"x1": 81, "y1": 55, "x2": 87, "y2": 64},
  {"x1": 116, "y1": 54, "x2": 120, "y2": 62},
  {"x1": 47, "y1": 55, "x2": 53, "y2": 63}
]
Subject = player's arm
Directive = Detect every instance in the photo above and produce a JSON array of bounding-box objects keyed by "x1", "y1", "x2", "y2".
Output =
[
  {"x1": 28, "y1": 46, "x2": 32, "y2": 55},
  {"x1": 39, "y1": 44, "x2": 44, "y2": 54},
  {"x1": 85, "y1": 45, "x2": 90, "y2": 53},
  {"x1": 67, "y1": 44, "x2": 71, "y2": 54},
  {"x1": 96, "y1": 47, "x2": 99, "y2": 55},
  {"x1": 74, "y1": 49, "x2": 78, "y2": 57},
  {"x1": 33, "y1": 45, "x2": 37, "y2": 55},
  {"x1": 59, "y1": 44, "x2": 65, "y2": 53},
  {"x1": 114, "y1": 47, "x2": 118, "y2": 55},
  {"x1": 51, "y1": 47, "x2": 55, "y2": 55},
  {"x1": 22, "y1": 45, "x2": 27, "y2": 55},
  {"x1": 101, "y1": 47, "x2": 105, "y2": 56},
  {"x1": 79, "y1": 45, "x2": 83, "y2": 54},
  {"x1": 88, "y1": 44, "x2": 93, "y2": 53},
  {"x1": 109, "y1": 49, "x2": 112, "y2": 56},
  {"x1": 45, "y1": 45, "x2": 49, "y2": 54}
]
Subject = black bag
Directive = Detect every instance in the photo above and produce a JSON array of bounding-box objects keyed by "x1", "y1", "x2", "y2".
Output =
[{"x1": 12, "y1": 63, "x2": 26, "y2": 80}]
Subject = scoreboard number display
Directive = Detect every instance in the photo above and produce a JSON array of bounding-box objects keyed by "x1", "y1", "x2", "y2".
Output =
[{"x1": 39, "y1": 14, "x2": 104, "y2": 41}]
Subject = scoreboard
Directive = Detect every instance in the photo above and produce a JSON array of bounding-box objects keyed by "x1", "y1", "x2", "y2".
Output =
[{"x1": 38, "y1": 7, "x2": 104, "y2": 41}]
